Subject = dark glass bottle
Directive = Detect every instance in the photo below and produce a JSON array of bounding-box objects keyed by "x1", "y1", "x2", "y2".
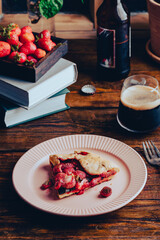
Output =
[{"x1": 97, "y1": 0, "x2": 130, "y2": 81}]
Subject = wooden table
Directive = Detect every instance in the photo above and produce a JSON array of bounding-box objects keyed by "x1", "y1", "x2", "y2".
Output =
[{"x1": 0, "y1": 38, "x2": 160, "y2": 240}]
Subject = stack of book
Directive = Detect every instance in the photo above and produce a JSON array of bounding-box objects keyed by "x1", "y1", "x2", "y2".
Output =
[{"x1": 0, "y1": 58, "x2": 78, "y2": 127}]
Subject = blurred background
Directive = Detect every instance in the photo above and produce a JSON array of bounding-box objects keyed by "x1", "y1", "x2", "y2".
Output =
[
  {"x1": 2, "y1": 0, "x2": 147, "y2": 14},
  {"x1": 1, "y1": 0, "x2": 149, "y2": 39}
]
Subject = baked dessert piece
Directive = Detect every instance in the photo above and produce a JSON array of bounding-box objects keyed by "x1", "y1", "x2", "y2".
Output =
[{"x1": 49, "y1": 151, "x2": 119, "y2": 199}]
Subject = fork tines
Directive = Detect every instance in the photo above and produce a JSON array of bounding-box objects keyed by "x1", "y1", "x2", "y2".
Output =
[{"x1": 143, "y1": 141, "x2": 160, "y2": 166}]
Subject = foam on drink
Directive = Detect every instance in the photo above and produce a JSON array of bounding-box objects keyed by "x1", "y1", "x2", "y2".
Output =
[{"x1": 121, "y1": 85, "x2": 160, "y2": 111}]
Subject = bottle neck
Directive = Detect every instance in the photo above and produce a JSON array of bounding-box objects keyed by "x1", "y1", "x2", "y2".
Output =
[
  {"x1": 102, "y1": 0, "x2": 128, "y2": 22},
  {"x1": 103, "y1": 0, "x2": 121, "y2": 7}
]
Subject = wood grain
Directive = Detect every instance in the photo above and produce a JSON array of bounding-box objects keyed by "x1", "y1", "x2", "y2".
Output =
[
  {"x1": 0, "y1": 38, "x2": 160, "y2": 239},
  {"x1": 0, "y1": 12, "x2": 150, "y2": 39}
]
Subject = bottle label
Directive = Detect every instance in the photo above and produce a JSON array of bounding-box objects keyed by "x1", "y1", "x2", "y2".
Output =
[
  {"x1": 97, "y1": 24, "x2": 130, "y2": 71},
  {"x1": 97, "y1": 27, "x2": 116, "y2": 68}
]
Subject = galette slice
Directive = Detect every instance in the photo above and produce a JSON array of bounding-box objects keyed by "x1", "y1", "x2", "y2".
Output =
[{"x1": 49, "y1": 151, "x2": 119, "y2": 199}]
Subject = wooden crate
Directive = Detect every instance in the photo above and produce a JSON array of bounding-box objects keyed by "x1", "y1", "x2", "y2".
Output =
[
  {"x1": 0, "y1": 36, "x2": 68, "y2": 82},
  {"x1": 55, "y1": 0, "x2": 102, "y2": 38}
]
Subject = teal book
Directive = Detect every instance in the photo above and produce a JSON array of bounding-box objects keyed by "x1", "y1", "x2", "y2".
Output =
[{"x1": 0, "y1": 88, "x2": 70, "y2": 128}]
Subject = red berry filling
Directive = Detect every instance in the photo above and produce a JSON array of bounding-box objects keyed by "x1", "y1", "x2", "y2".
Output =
[
  {"x1": 51, "y1": 157, "x2": 116, "y2": 196},
  {"x1": 99, "y1": 186, "x2": 112, "y2": 198},
  {"x1": 43, "y1": 153, "x2": 117, "y2": 198},
  {"x1": 41, "y1": 179, "x2": 53, "y2": 190}
]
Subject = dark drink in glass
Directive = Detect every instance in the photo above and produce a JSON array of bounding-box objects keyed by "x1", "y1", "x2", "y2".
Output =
[{"x1": 117, "y1": 75, "x2": 160, "y2": 132}]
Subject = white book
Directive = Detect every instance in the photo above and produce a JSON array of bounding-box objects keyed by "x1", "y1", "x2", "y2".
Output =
[
  {"x1": 0, "y1": 88, "x2": 70, "y2": 128},
  {"x1": 0, "y1": 58, "x2": 77, "y2": 109}
]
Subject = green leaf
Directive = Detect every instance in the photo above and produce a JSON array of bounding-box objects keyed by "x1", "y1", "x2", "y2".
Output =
[{"x1": 39, "y1": 0, "x2": 63, "y2": 19}]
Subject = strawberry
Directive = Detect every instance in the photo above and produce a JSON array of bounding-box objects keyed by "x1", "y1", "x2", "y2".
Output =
[
  {"x1": 0, "y1": 41, "x2": 11, "y2": 58},
  {"x1": 25, "y1": 55, "x2": 38, "y2": 66},
  {"x1": 11, "y1": 41, "x2": 23, "y2": 51},
  {"x1": 27, "y1": 55, "x2": 38, "y2": 64},
  {"x1": 37, "y1": 38, "x2": 56, "y2": 51},
  {"x1": 19, "y1": 42, "x2": 37, "y2": 55},
  {"x1": 9, "y1": 51, "x2": 27, "y2": 64},
  {"x1": 38, "y1": 30, "x2": 51, "y2": 39},
  {"x1": 7, "y1": 23, "x2": 21, "y2": 36},
  {"x1": 6, "y1": 32, "x2": 19, "y2": 45},
  {"x1": 20, "y1": 32, "x2": 35, "y2": 43},
  {"x1": 8, "y1": 51, "x2": 18, "y2": 61},
  {"x1": 21, "y1": 26, "x2": 32, "y2": 34},
  {"x1": 99, "y1": 187, "x2": 112, "y2": 198},
  {"x1": 34, "y1": 48, "x2": 46, "y2": 59},
  {"x1": 17, "y1": 52, "x2": 27, "y2": 64},
  {"x1": 18, "y1": 41, "x2": 23, "y2": 48}
]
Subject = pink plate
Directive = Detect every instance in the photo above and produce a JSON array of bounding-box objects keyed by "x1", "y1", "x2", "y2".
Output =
[{"x1": 12, "y1": 134, "x2": 147, "y2": 216}]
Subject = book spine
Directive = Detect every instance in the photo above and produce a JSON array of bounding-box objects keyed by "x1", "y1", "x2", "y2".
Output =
[
  {"x1": 6, "y1": 105, "x2": 70, "y2": 128},
  {"x1": 0, "y1": 105, "x2": 6, "y2": 127}
]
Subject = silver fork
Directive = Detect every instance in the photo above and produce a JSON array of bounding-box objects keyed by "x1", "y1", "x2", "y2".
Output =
[{"x1": 143, "y1": 141, "x2": 160, "y2": 166}]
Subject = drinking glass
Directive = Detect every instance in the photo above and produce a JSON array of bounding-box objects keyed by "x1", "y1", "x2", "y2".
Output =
[{"x1": 117, "y1": 74, "x2": 160, "y2": 132}]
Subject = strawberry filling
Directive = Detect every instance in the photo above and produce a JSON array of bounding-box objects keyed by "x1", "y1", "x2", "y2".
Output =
[
  {"x1": 77, "y1": 151, "x2": 89, "y2": 155},
  {"x1": 41, "y1": 179, "x2": 53, "y2": 190},
  {"x1": 99, "y1": 186, "x2": 112, "y2": 198},
  {"x1": 51, "y1": 158, "x2": 117, "y2": 196}
]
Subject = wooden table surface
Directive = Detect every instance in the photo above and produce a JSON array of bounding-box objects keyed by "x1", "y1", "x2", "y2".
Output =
[{"x1": 0, "y1": 38, "x2": 160, "y2": 240}]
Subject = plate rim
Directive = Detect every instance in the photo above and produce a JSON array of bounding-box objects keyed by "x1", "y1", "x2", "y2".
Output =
[{"x1": 12, "y1": 134, "x2": 147, "y2": 217}]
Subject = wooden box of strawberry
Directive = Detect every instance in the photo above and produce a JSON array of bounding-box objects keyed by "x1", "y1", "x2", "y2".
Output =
[{"x1": 0, "y1": 23, "x2": 68, "y2": 82}]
